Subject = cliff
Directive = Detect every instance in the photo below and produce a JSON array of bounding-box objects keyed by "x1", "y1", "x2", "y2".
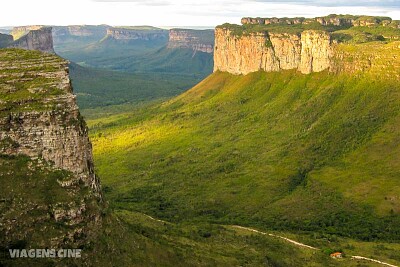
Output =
[
  {"x1": 106, "y1": 26, "x2": 168, "y2": 41},
  {"x1": 52, "y1": 25, "x2": 109, "y2": 41},
  {"x1": 0, "y1": 33, "x2": 13, "y2": 47},
  {"x1": 241, "y1": 14, "x2": 399, "y2": 28},
  {"x1": 0, "y1": 48, "x2": 102, "y2": 250},
  {"x1": 9, "y1": 27, "x2": 54, "y2": 53},
  {"x1": 11, "y1": 25, "x2": 44, "y2": 40},
  {"x1": 214, "y1": 28, "x2": 332, "y2": 74},
  {"x1": 214, "y1": 15, "x2": 400, "y2": 75},
  {"x1": 167, "y1": 29, "x2": 214, "y2": 53}
]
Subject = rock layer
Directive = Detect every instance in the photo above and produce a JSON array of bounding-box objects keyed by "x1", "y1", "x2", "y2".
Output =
[
  {"x1": 0, "y1": 48, "x2": 102, "y2": 251},
  {"x1": 241, "y1": 15, "x2": 399, "y2": 28},
  {"x1": 106, "y1": 27, "x2": 168, "y2": 41},
  {"x1": 214, "y1": 28, "x2": 332, "y2": 74},
  {"x1": 0, "y1": 49, "x2": 100, "y2": 196},
  {"x1": 9, "y1": 27, "x2": 54, "y2": 53},
  {"x1": 167, "y1": 29, "x2": 214, "y2": 53}
]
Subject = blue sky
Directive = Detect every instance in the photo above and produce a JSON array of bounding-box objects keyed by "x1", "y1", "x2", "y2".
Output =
[{"x1": 1, "y1": 0, "x2": 399, "y2": 27}]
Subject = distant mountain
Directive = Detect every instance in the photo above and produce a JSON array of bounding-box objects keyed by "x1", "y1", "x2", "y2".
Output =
[
  {"x1": 0, "y1": 26, "x2": 54, "y2": 53},
  {"x1": 53, "y1": 25, "x2": 214, "y2": 76}
]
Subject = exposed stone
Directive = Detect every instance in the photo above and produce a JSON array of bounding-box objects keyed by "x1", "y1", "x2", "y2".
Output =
[
  {"x1": 214, "y1": 28, "x2": 332, "y2": 75},
  {"x1": 299, "y1": 30, "x2": 332, "y2": 74},
  {"x1": 0, "y1": 49, "x2": 100, "y2": 195},
  {"x1": 9, "y1": 27, "x2": 54, "y2": 53},
  {"x1": 241, "y1": 15, "x2": 394, "y2": 28},
  {"x1": 167, "y1": 29, "x2": 214, "y2": 53},
  {"x1": 0, "y1": 48, "x2": 103, "y2": 250},
  {"x1": 11, "y1": 25, "x2": 44, "y2": 40},
  {"x1": 106, "y1": 27, "x2": 168, "y2": 41}
]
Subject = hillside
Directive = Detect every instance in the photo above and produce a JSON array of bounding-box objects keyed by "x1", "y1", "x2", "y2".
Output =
[
  {"x1": 56, "y1": 28, "x2": 213, "y2": 76},
  {"x1": 86, "y1": 27, "x2": 400, "y2": 263},
  {"x1": 0, "y1": 48, "x2": 368, "y2": 267}
]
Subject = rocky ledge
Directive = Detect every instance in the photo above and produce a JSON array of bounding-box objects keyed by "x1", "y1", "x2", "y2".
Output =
[
  {"x1": 167, "y1": 29, "x2": 214, "y2": 53},
  {"x1": 0, "y1": 49, "x2": 102, "y2": 250}
]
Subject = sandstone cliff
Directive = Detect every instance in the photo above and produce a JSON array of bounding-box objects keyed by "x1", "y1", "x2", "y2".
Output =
[
  {"x1": 11, "y1": 25, "x2": 44, "y2": 40},
  {"x1": 52, "y1": 25, "x2": 109, "y2": 41},
  {"x1": 106, "y1": 27, "x2": 168, "y2": 41},
  {"x1": 9, "y1": 27, "x2": 54, "y2": 53},
  {"x1": 167, "y1": 29, "x2": 214, "y2": 53},
  {"x1": 241, "y1": 15, "x2": 399, "y2": 28},
  {"x1": 214, "y1": 28, "x2": 332, "y2": 74},
  {"x1": 0, "y1": 48, "x2": 102, "y2": 249}
]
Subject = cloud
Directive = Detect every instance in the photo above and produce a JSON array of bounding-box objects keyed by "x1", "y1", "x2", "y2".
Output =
[
  {"x1": 252, "y1": 0, "x2": 400, "y2": 8},
  {"x1": 92, "y1": 0, "x2": 171, "y2": 5}
]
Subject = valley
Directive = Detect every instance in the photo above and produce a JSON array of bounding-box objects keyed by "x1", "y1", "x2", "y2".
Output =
[{"x1": 1, "y1": 13, "x2": 400, "y2": 266}]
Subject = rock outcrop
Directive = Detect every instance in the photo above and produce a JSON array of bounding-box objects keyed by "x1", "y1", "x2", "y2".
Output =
[
  {"x1": 52, "y1": 25, "x2": 109, "y2": 41},
  {"x1": 214, "y1": 28, "x2": 332, "y2": 74},
  {"x1": 0, "y1": 49, "x2": 100, "y2": 194},
  {"x1": 241, "y1": 15, "x2": 399, "y2": 28},
  {"x1": 106, "y1": 27, "x2": 168, "y2": 41},
  {"x1": 11, "y1": 25, "x2": 44, "y2": 40},
  {"x1": 0, "y1": 48, "x2": 102, "y2": 249},
  {"x1": 167, "y1": 29, "x2": 214, "y2": 53},
  {"x1": 8, "y1": 27, "x2": 54, "y2": 53},
  {"x1": 0, "y1": 33, "x2": 13, "y2": 47}
]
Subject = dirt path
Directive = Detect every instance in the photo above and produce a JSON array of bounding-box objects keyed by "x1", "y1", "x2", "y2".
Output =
[
  {"x1": 351, "y1": 256, "x2": 398, "y2": 267},
  {"x1": 231, "y1": 225, "x2": 319, "y2": 250},
  {"x1": 231, "y1": 225, "x2": 399, "y2": 267},
  {"x1": 140, "y1": 213, "x2": 399, "y2": 267}
]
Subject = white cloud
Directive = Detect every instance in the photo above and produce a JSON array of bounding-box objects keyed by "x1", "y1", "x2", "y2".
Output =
[{"x1": 0, "y1": 0, "x2": 399, "y2": 27}]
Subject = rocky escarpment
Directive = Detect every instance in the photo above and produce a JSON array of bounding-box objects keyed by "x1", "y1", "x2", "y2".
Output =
[
  {"x1": 0, "y1": 33, "x2": 13, "y2": 48},
  {"x1": 167, "y1": 29, "x2": 214, "y2": 53},
  {"x1": 106, "y1": 27, "x2": 168, "y2": 41},
  {"x1": 0, "y1": 49, "x2": 102, "y2": 251},
  {"x1": 8, "y1": 27, "x2": 54, "y2": 53},
  {"x1": 11, "y1": 25, "x2": 44, "y2": 40},
  {"x1": 214, "y1": 28, "x2": 332, "y2": 74},
  {"x1": 52, "y1": 25, "x2": 109, "y2": 41},
  {"x1": 0, "y1": 48, "x2": 100, "y2": 194},
  {"x1": 241, "y1": 14, "x2": 400, "y2": 28}
]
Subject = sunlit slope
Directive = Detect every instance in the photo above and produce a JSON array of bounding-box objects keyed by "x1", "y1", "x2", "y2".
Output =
[{"x1": 90, "y1": 68, "x2": 400, "y2": 241}]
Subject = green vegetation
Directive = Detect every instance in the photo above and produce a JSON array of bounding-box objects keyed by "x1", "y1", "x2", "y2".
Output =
[
  {"x1": 0, "y1": 48, "x2": 68, "y2": 113},
  {"x1": 55, "y1": 27, "x2": 214, "y2": 112},
  {"x1": 218, "y1": 22, "x2": 344, "y2": 36},
  {"x1": 69, "y1": 63, "x2": 204, "y2": 110},
  {"x1": 88, "y1": 68, "x2": 400, "y2": 250},
  {"x1": 219, "y1": 15, "x2": 400, "y2": 44}
]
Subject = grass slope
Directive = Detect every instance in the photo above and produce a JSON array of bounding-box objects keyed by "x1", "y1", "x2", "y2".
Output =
[{"x1": 89, "y1": 69, "x2": 400, "y2": 250}]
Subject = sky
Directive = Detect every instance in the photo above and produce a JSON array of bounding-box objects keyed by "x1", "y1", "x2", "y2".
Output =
[{"x1": 1, "y1": 0, "x2": 399, "y2": 27}]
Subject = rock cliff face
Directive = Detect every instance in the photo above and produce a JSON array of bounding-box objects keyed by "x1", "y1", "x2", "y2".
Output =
[
  {"x1": 241, "y1": 15, "x2": 399, "y2": 28},
  {"x1": 0, "y1": 49, "x2": 100, "y2": 194},
  {"x1": 167, "y1": 29, "x2": 214, "y2": 53},
  {"x1": 52, "y1": 25, "x2": 109, "y2": 41},
  {"x1": 0, "y1": 48, "x2": 102, "y2": 249},
  {"x1": 0, "y1": 33, "x2": 13, "y2": 47},
  {"x1": 214, "y1": 28, "x2": 332, "y2": 74},
  {"x1": 106, "y1": 27, "x2": 168, "y2": 41},
  {"x1": 11, "y1": 25, "x2": 44, "y2": 40},
  {"x1": 9, "y1": 27, "x2": 54, "y2": 53}
]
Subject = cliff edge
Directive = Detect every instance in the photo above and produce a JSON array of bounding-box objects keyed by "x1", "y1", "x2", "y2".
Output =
[
  {"x1": 214, "y1": 15, "x2": 400, "y2": 75},
  {"x1": 167, "y1": 29, "x2": 214, "y2": 53},
  {"x1": 9, "y1": 27, "x2": 54, "y2": 53},
  {"x1": 0, "y1": 48, "x2": 102, "y2": 255}
]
